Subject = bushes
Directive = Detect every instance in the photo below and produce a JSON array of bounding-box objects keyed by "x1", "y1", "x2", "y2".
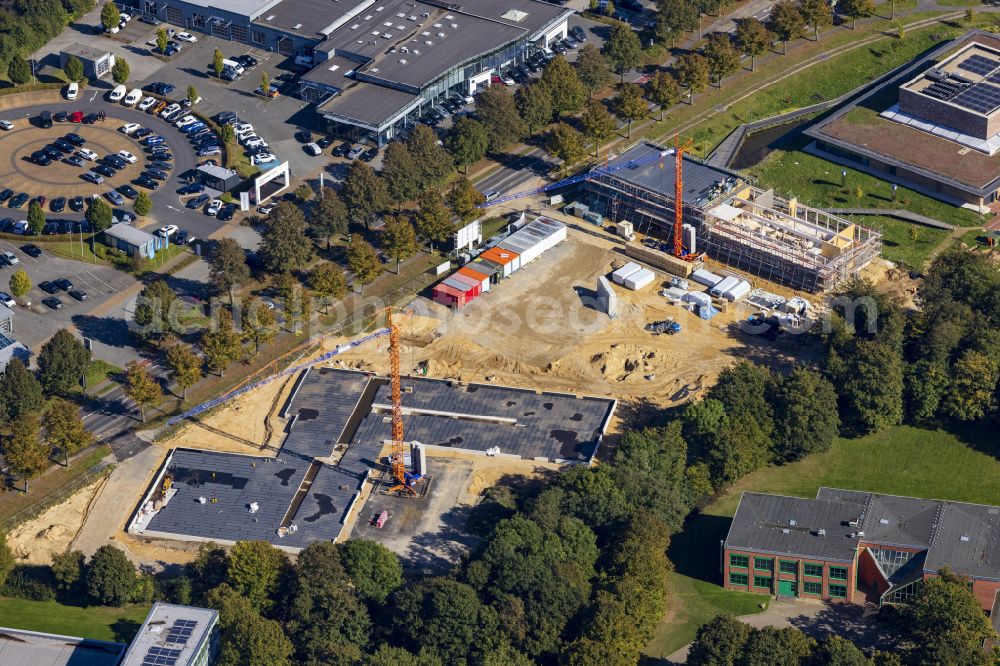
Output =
[
  {"x1": 0, "y1": 565, "x2": 57, "y2": 601},
  {"x1": 85, "y1": 545, "x2": 135, "y2": 606}
]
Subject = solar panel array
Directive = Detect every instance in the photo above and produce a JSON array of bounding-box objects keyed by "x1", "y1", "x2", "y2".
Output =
[
  {"x1": 958, "y1": 53, "x2": 1000, "y2": 76},
  {"x1": 953, "y1": 82, "x2": 1000, "y2": 114},
  {"x1": 142, "y1": 646, "x2": 182, "y2": 666},
  {"x1": 165, "y1": 619, "x2": 198, "y2": 645}
]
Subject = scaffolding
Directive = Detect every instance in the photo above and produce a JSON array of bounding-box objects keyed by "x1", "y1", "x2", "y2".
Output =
[{"x1": 583, "y1": 146, "x2": 881, "y2": 292}]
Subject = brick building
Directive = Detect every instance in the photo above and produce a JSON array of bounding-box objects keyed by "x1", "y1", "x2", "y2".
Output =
[{"x1": 723, "y1": 488, "x2": 1000, "y2": 613}]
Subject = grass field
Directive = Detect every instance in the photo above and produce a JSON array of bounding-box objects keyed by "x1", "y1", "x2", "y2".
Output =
[
  {"x1": 0, "y1": 598, "x2": 149, "y2": 643},
  {"x1": 644, "y1": 425, "x2": 1000, "y2": 658},
  {"x1": 860, "y1": 215, "x2": 952, "y2": 269}
]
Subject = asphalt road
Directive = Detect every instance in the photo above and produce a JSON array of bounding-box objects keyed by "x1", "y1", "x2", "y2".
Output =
[{"x1": 5, "y1": 99, "x2": 226, "y2": 240}]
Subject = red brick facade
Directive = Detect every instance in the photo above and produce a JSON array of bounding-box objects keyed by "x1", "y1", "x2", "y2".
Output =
[{"x1": 723, "y1": 548, "x2": 857, "y2": 604}]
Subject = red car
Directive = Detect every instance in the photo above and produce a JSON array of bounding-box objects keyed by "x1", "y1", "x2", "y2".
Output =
[{"x1": 69, "y1": 111, "x2": 84, "y2": 123}]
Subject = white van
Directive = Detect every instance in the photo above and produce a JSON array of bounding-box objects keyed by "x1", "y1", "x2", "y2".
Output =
[
  {"x1": 222, "y1": 59, "x2": 244, "y2": 74},
  {"x1": 123, "y1": 88, "x2": 142, "y2": 106},
  {"x1": 66, "y1": 82, "x2": 78, "y2": 100},
  {"x1": 108, "y1": 85, "x2": 127, "y2": 102}
]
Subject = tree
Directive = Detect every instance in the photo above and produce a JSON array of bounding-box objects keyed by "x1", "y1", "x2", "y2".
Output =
[
  {"x1": 381, "y1": 214, "x2": 418, "y2": 274},
  {"x1": 604, "y1": 22, "x2": 642, "y2": 83},
  {"x1": 287, "y1": 285, "x2": 314, "y2": 336},
  {"x1": 904, "y1": 569, "x2": 996, "y2": 665},
  {"x1": 799, "y1": 0, "x2": 833, "y2": 39},
  {"x1": 656, "y1": 0, "x2": 698, "y2": 46},
  {"x1": 812, "y1": 635, "x2": 872, "y2": 666},
  {"x1": 186, "y1": 542, "x2": 229, "y2": 603},
  {"x1": 735, "y1": 18, "x2": 770, "y2": 70},
  {"x1": 339, "y1": 539, "x2": 403, "y2": 605},
  {"x1": 515, "y1": 83, "x2": 554, "y2": 136},
  {"x1": 342, "y1": 161, "x2": 389, "y2": 229},
  {"x1": 51, "y1": 550, "x2": 86, "y2": 591},
  {"x1": 7, "y1": 54, "x2": 30, "y2": 85},
  {"x1": 741, "y1": 626, "x2": 815, "y2": 666},
  {"x1": 259, "y1": 202, "x2": 312, "y2": 272},
  {"x1": 27, "y1": 201, "x2": 45, "y2": 236},
  {"x1": 63, "y1": 55, "x2": 83, "y2": 82},
  {"x1": 446, "y1": 117, "x2": 488, "y2": 173},
  {"x1": 124, "y1": 360, "x2": 161, "y2": 423},
  {"x1": 155, "y1": 27, "x2": 169, "y2": 55},
  {"x1": 242, "y1": 299, "x2": 277, "y2": 356},
  {"x1": 227, "y1": 540, "x2": 287, "y2": 612},
  {"x1": 5, "y1": 414, "x2": 46, "y2": 492},
  {"x1": 202, "y1": 310, "x2": 243, "y2": 376},
  {"x1": 309, "y1": 189, "x2": 348, "y2": 248},
  {"x1": 575, "y1": 44, "x2": 613, "y2": 98},
  {"x1": 111, "y1": 57, "x2": 129, "y2": 85},
  {"x1": 768, "y1": 0, "x2": 805, "y2": 53},
  {"x1": 133, "y1": 191, "x2": 152, "y2": 217},
  {"x1": 208, "y1": 584, "x2": 294, "y2": 666},
  {"x1": 415, "y1": 191, "x2": 453, "y2": 252},
  {"x1": 475, "y1": 85, "x2": 526, "y2": 152},
  {"x1": 547, "y1": 122, "x2": 587, "y2": 172},
  {"x1": 133, "y1": 279, "x2": 178, "y2": 341},
  {"x1": 646, "y1": 70, "x2": 682, "y2": 120},
  {"x1": 213, "y1": 48, "x2": 224, "y2": 78},
  {"x1": 614, "y1": 82, "x2": 648, "y2": 138},
  {"x1": 772, "y1": 366, "x2": 839, "y2": 461},
  {"x1": 260, "y1": 70, "x2": 270, "y2": 96},
  {"x1": 381, "y1": 141, "x2": 420, "y2": 202},
  {"x1": 85, "y1": 197, "x2": 113, "y2": 232},
  {"x1": 581, "y1": 99, "x2": 617, "y2": 155},
  {"x1": 9, "y1": 268, "x2": 30, "y2": 300},
  {"x1": 166, "y1": 343, "x2": 201, "y2": 401},
  {"x1": 703, "y1": 33, "x2": 741, "y2": 86},
  {"x1": 210, "y1": 238, "x2": 251, "y2": 303},
  {"x1": 86, "y1": 545, "x2": 135, "y2": 606},
  {"x1": 836, "y1": 339, "x2": 904, "y2": 435},
  {"x1": 839, "y1": 0, "x2": 875, "y2": 29},
  {"x1": 347, "y1": 239, "x2": 382, "y2": 294},
  {"x1": 44, "y1": 398, "x2": 93, "y2": 466},
  {"x1": 38, "y1": 329, "x2": 90, "y2": 396},
  {"x1": 407, "y1": 124, "x2": 453, "y2": 189},
  {"x1": 676, "y1": 53, "x2": 709, "y2": 102},
  {"x1": 943, "y1": 350, "x2": 999, "y2": 421},
  {"x1": 100, "y1": 2, "x2": 119, "y2": 30},
  {"x1": 541, "y1": 55, "x2": 585, "y2": 118},
  {"x1": 309, "y1": 262, "x2": 347, "y2": 313},
  {"x1": 448, "y1": 176, "x2": 485, "y2": 223},
  {"x1": 298, "y1": 182, "x2": 317, "y2": 204},
  {"x1": 0, "y1": 358, "x2": 44, "y2": 422},
  {"x1": 394, "y1": 577, "x2": 492, "y2": 664}
]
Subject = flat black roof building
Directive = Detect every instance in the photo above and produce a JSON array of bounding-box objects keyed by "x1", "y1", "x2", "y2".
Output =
[{"x1": 133, "y1": 368, "x2": 614, "y2": 551}]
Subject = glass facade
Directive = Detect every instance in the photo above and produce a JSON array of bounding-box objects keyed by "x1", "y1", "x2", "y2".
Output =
[
  {"x1": 885, "y1": 580, "x2": 921, "y2": 603},
  {"x1": 730, "y1": 554, "x2": 748, "y2": 569},
  {"x1": 868, "y1": 548, "x2": 917, "y2": 577},
  {"x1": 803, "y1": 581, "x2": 822, "y2": 595},
  {"x1": 804, "y1": 563, "x2": 823, "y2": 578},
  {"x1": 730, "y1": 572, "x2": 749, "y2": 586}
]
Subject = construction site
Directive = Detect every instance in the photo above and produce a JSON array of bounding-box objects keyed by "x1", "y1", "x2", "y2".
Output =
[{"x1": 578, "y1": 141, "x2": 883, "y2": 292}]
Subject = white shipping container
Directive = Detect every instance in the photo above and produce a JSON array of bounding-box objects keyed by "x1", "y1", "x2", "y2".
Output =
[
  {"x1": 683, "y1": 291, "x2": 712, "y2": 308},
  {"x1": 724, "y1": 280, "x2": 751, "y2": 302},
  {"x1": 612, "y1": 262, "x2": 642, "y2": 285},
  {"x1": 711, "y1": 276, "x2": 740, "y2": 298},
  {"x1": 691, "y1": 268, "x2": 722, "y2": 287},
  {"x1": 624, "y1": 268, "x2": 655, "y2": 290}
]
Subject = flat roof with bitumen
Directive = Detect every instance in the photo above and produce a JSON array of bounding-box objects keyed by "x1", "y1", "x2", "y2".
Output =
[{"x1": 317, "y1": 82, "x2": 419, "y2": 127}]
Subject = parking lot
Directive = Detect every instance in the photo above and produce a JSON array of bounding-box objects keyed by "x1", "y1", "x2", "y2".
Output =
[{"x1": 0, "y1": 241, "x2": 137, "y2": 357}]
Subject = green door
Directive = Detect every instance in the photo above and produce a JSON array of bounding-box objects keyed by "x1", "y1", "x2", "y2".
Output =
[{"x1": 778, "y1": 580, "x2": 798, "y2": 597}]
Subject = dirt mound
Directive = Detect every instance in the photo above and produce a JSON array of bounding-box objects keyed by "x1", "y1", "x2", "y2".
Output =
[
  {"x1": 418, "y1": 337, "x2": 542, "y2": 377},
  {"x1": 7, "y1": 479, "x2": 104, "y2": 564}
]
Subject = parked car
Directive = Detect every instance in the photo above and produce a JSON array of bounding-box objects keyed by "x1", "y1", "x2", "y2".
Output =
[
  {"x1": 1, "y1": 251, "x2": 18, "y2": 266},
  {"x1": 68, "y1": 290, "x2": 88, "y2": 301},
  {"x1": 157, "y1": 224, "x2": 178, "y2": 237},
  {"x1": 105, "y1": 190, "x2": 125, "y2": 206},
  {"x1": 93, "y1": 165, "x2": 117, "y2": 178},
  {"x1": 118, "y1": 184, "x2": 139, "y2": 199},
  {"x1": 217, "y1": 203, "x2": 236, "y2": 221},
  {"x1": 42, "y1": 297, "x2": 63, "y2": 310},
  {"x1": 39, "y1": 280, "x2": 59, "y2": 294},
  {"x1": 117, "y1": 150, "x2": 138, "y2": 164},
  {"x1": 39, "y1": 110, "x2": 52, "y2": 128},
  {"x1": 236, "y1": 54, "x2": 258, "y2": 69},
  {"x1": 81, "y1": 171, "x2": 104, "y2": 185},
  {"x1": 175, "y1": 31, "x2": 197, "y2": 42},
  {"x1": 69, "y1": 196, "x2": 84, "y2": 212},
  {"x1": 187, "y1": 194, "x2": 209, "y2": 209},
  {"x1": 251, "y1": 152, "x2": 276, "y2": 165},
  {"x1": 145, "y1": 169, "x2": 168, "y2": 181},
  {"x1": 178, "y1": 182, "x2": 205, "y2": 195},
  {"x1": 31, "y1": 151, "x2": 52, "y2": 166},
  {"x1": 347, "y1": 144, "x2": 364, "y2": 160},
  {"x1": 205, "y1": 200, "x2": 223, "y2": 216},
  {"x1": 8, "y1": 193, "x2": 28, "y2": 208},
  {"x1": 21, "y1": 244, "x2": 41, "y2": 257},
  {"x1": 10, "y1": 220, "x2": 28, "y2": 233},
  {"x1": 0, "y1": 189, "x2": 11, "y2": 203},
  {"x1": 50, "y1": 197, "x2": 66, "y2": 212},
  {"x1": 0, "y1": 292, "x2": 15, "y2": 307},
  {"x1": 138, "y1": 96, "x2": 157, "y2": 111},
  {"x1": 66, "y1": 82, "x2": 78, "y2": 100},
  {"x1": 77, "y1": 148, "x2": 98, "y2": 160},
  {"x1": 0, "y1": 120, "x2": 13, "y2": 131},
  {"x1": 134, "y1": 175, "x2": 159, "y2": 190}
]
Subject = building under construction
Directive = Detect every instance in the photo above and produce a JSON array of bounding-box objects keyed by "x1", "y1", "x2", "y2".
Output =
[{"x1": 583, "y1": 142, "x2": 883, "y2": 292}]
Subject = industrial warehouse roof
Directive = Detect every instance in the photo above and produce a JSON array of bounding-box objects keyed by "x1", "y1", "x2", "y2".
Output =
[
  {"x1": 458, "y1": 0, "x2": 570, "y2": 35},
  {"x1": 139, "y1": 368, "x2": 615, "y2": 549},
  {"x1": 0, "y1": 628, "x2": 124, "y2": 666},
  {"x1": 597, "y1": 142, "x2": 741, "y2": 206},
  {"x1": 727, "y1": 489, "x2": 1000, "y2": 579},
  {"x1": 317, "y1": 83, "x2": 419, "y2": 127},
  {"x1": 59, "y1": 44, "x2": 112, "y2": 60},
  {"x1": 250, "y1": 0, "x2": 363, "y2": 38}
]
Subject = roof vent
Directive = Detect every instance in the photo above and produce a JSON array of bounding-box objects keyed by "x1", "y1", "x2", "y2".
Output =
[
  {"x1": 425, "y1": 40, "x2": 432, "y2": 45},
  {"x1": 412, "y1": 49, "x2": 420, "y2": 54},
  {"x1": 421, "y1": 11, "x2": 430, "y2": 17},
  {"x1": 857, "y1": 531, "x2": 865, "y2": 537},
  {"x1": 376, "y1": 4, "x2": 384, "y2": 10},
  {"x1": 396, "y1": 11, "x2": 405, "y2": 17},
  {"x1": 399, "y1": 58, "x2": 407, "y2": 64},
  {"x1": 437, "y1": 32, "x2": 445, "y2": 38},
  {"x1": 879, "y1": 518, "x2": 889, "y2": 525},
  {"x1": 408, "y1": 14, "x2": 417, "y2": 20},
  {"x1": 350, "y1": 23, "x2": 359, "y2": 29},
  {"x1": 293, "y1": 23, "x2": 302, "y2": 29},
  {"x1": 451, "y1": 23, "x2": 458, "y2": 28},
  {"x1": 433, "y1": 22, "x2": 441, "y2": 27},
  {"x1": 400, "y1": 46, "x2": 408, "y2": 53},
  {"x1": 817, "y1": 529, "x2": 826, "y2": 536},
  {"x1": 848, "y1": 519, "x2": 860, "y2": 527},
  {"x1": 961, "y1": 535, "x2": 970, "y2": 542},
  {"x1": 788, "y1": 519, "x2": 797, "y2": 526},
  {"x1": 382, "y1": 32, "x2": 392, "y2": 38},
  {"x1": 384, "y1": 20, "x2": 393, "y2": 26},
  {"x1": 265, "y1": 14, "x2": 274, "y2": 20},
  {"x1": 445, "y1": 14, "x2": 454, "y2": 19},
  {"x1": 363, "y1": 14, "x2": 372, "y2": 20},
  {"x1": 781, "y1": 529, "x2": 790, "y2": 534}
]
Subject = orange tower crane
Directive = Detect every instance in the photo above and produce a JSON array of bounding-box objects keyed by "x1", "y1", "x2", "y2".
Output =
[
  {"x1": 384, "y1": 308, "x2": 416, "y2": 496},
  {"x1": 673, "y1": 133, "x2": 694, "y2": 259}
]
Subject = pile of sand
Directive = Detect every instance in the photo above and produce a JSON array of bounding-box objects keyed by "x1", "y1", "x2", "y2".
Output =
[{"x1": 8, "y1": 479, "x2": 105, "y2": 564}]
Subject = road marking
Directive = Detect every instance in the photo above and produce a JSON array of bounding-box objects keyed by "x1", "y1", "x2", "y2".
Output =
[{"x1": 89, "y1": 90, "x2": 98, "y2": 102}]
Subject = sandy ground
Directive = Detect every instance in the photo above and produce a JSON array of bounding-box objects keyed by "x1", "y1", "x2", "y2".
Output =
[{"x1": 8, "y1": 478, "x2": 106, "y2": 565}]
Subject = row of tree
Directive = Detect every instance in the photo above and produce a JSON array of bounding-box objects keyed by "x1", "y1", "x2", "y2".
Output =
[
  {"x1": 687, "y1": 568, "x2": 996, "y2": 665},
  {"x1": 0, "y1": 0, "x2": 92, "y2": 83}
]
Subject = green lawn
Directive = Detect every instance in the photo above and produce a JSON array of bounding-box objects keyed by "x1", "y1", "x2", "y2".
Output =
[
  {"x1": 0, "y1": 598, "x2": 149, "y2": 643},
  {"x1": 860, "y1": 215, "x2": 951, "y2": 269},
  {"x1": 644, "y1": 425, "x2": 1000, "y2": 658},
  {"x1": 85, "y1": 359, "x2": 122, "y2": 389}
]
